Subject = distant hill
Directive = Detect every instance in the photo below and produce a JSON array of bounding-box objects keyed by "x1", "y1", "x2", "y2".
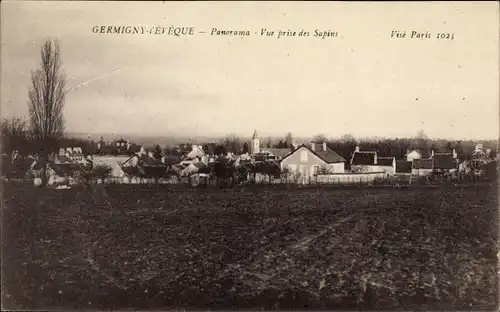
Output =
[{"x1": 66, "y1": 132, "x2": 312, "y2": 148}]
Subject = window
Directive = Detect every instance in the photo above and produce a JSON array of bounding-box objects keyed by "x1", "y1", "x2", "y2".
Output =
[
  {"x1": 312, "y1": 165, "x2": 319, "y2": 176},
  {"x1": 301, "y1": 151, "x2": 308, "y2": 162}
]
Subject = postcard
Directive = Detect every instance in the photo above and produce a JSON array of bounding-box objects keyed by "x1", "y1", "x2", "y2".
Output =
[{"x1": 1, "y1": 1, "x2": 498, "y2": 311}]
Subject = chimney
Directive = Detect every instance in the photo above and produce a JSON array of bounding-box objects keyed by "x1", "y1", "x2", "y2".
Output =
[
  {"x1": 432, "y1": 150, "x2": 435, "y2": 157},
  {"x1": 310, "y1": 142, "x2": 315, "y2": 151},
  {"x1": 355, "y1": 146, "x2": 360, "y2": 152},
  {"x1": 453, "y1": 148, "x2": 457, "y2": 159},
  {"x1": 374, "y1": 153, "x2": 378, "y2": 165},
  {"x1": 323, "y1": 142, "x2": 327, "y2": 151}
]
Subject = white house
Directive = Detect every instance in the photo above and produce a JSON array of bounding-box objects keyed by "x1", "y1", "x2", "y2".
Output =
[
  {"x1": 406, "y1": 149, "x2": 423, "y2": 162},
  {"x1": 350, "y1": 147, "x2": 396, "y2": 175},
  {"x1": 280, "y1": 142, "x2": 346, "y2": 183}
]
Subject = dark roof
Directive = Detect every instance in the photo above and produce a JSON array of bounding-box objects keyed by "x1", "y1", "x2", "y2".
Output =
[
  {"x1": 164, "y1": 156, "x2": 181, "y2": 165},
  {"x1": 432, "y1": 155, "x2": 457, "y2": 169},
  {"x1": 262, "y1": 148, "x2": 291, "y2": 159},
  {"x1": 198, "y1": 165, "x2": 211, "y2": 174},
  {"x1": 433, "y1": 147, "x2": 453, "y2": 155},
  {"x1": 138, "y1": 154, "x2": 162, "y2": 166},
  {"x1": 57, "y1": 155, "x2": 74, "y2": 163},
  {"x1": 193, "y1": 162, "x2": 206, "y2": 169},
  {"x1": 281, "y1": 144, "x2": 345, "y2": 164},
  {"x1": 128, "y1": 144, "x2": 142, "y2": 153},
  {"x1": 351, "y1": 152, "x2": 376, "y2": 165},
  {"x1": 396, "y1": 161, "x2": 412, "y2": 173},
  {"x1": 50, "y1": 163, "x2": 81, "y2": 176},
  {"x1": 313, "y1": 146, "x2": 346, "y2": 163},
  {"x1": 377, "y1": 157, "x2": 394, "y2": 166},
  {"x1": 412, "y1": 158, "x2": 432, "y2": 170}
]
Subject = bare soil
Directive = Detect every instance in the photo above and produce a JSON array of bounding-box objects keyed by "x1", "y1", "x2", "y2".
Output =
[{"x1": 1, "y1": 183, "x2": 498, "y2": 310}]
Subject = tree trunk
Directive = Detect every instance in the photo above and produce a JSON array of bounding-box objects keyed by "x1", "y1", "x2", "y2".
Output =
[{"x1": 40, "y1": 152, "x2": 49, "y2": 187}]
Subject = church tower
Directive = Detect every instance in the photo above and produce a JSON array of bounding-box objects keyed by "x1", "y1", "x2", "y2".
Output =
[{"x1": 252, "y1": 129, "x2": 260, "y2": 154}]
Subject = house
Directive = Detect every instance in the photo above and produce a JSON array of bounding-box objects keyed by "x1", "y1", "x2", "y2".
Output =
[
  {"x1": 350, "y1": 147, "x2": 396, "y2": 175},
  {"x1": 27, "y1": 159, "x2": 82, "y2": 186},
  {"x1": 405, "y1": 149, "x2": 429, "y2": 162},
  {"x1": 56, "y1": 147, "x2": 91, "y2": 166},
  {"x1": 280, "y1": 141, "x2": 346, "y2": 183},
  {"x1": 432, "y1": 146, "x2": 458, "y2": 159},
  {"x1": 181, "y1": 161, "x2": 207, "y2": 177},
  {"x1": 2, "y1": 155, "x2": 34, "y2": 180},
  {"x1": 432, "y1": 154, "x2": 458, "y2": 171},
  {"x1": 411, "y1": 158, "x2": 433, "y2": 176},
  {"x1": 396, "y1": 160, "x2": 412, "y2": 175},
  {"x1": 260, "y1": 148, "x2": 292, "y2": 161},
  {"x1": 91, "y1": 155, "x2": 129, "y2": 182},
  {"x1": 96, "y1": 137, "x2": 142, "y2": 156},
  {"x1": 187, "y1": 145, "x2": 205, "y2": 159}
]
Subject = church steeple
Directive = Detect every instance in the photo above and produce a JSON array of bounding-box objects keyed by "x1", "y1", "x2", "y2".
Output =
[
  {"x1": 252, "y1": 129, "x2": 258, "y2": 140},
  {"x1": 251, "y1": 129, "x2": 260, "y2": 154}
]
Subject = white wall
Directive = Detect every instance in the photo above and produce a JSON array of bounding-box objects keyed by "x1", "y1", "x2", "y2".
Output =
[
  {"x1": 411, "y1": 168, "x2": 433, "y2": 176},
  {"x1": 316, "y1": 172, "x2": 386, "y2": 184},
  {"x1": 327, "y1": 162, "x2": 345, "y2": 173},
  {"x1": 406, "y1": 151, "x2": 422, "y2": 162}
]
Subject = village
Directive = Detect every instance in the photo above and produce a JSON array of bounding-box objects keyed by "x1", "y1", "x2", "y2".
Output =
[{"x1": 2, "y1": 128, "x2": 498, "y2": 188}]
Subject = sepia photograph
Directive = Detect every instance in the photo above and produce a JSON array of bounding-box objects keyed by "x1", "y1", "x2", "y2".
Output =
[{"x1": 1, "y1": 1, "x2": 499, "y2": 310}]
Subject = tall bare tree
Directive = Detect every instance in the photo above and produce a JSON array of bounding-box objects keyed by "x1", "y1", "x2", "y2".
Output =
[{"x1": 28, "y1": 39, "x2": 66, "y2": 186}]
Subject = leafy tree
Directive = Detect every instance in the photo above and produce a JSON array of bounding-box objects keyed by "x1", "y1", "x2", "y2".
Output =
[
  {"x1": 280, "y1": 167, "x2": 290, "y2": 183},
  {"x1": 28, "y1": 39, "x2": 66, "y2": 186},
  {"x1": 122, "y1": 165, "x2": 140, "y2": 183},
  {"x1": 223, "y1": 134, "x2": 242, "y2": 154},
  {"x1": 242, "y1": 142, "x2": 249, "y2": 154},
  {"x1": 214, "y1": 144, "x2": 226, "y2": 155},
  {"x1": 143, "y1": 165, "x2": 166, "y2": 184},
  {"x1": 153, "y1": 144, "x2": 162, "y2": 161},
  {"x1": 313, "y1": 134, "x2": 328, "y2": 143},
  {"x1": 266, "y1": 136, "x2": 272, "y2": 148},
  {"x1": 91, "y1": 164, "x2": 112, "y2": 184}
]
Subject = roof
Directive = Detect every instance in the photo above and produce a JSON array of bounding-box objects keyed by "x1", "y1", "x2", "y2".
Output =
[
  {"x1": 433, "y1": 147, "x2": 453, "y2": 155},
  {"x1": 412, "y1": 158, "x2": 433, "y2": 170},
  {"x1": 252, "y1": 129, "x2": 258, "y2": 140},
  {"x1": 164, "y1": 156, "x2": 182, "y2": 165},
  {"x1": 351, "y1": 151, "x2": 376, "y2": 165},
  {"x1": 377, "y1": 157, "x2": 394, "y2": 167},
  {"x1": 261, "y1": 148, "x2": 291, "y2": 159},
  {"x1": 315, "y1": 146, "x2": 346, "y2": 163},
  {"x1": 57, "y1": 155, "x2": 74, "y2": 164},
  {"x1": 407, "y1": 149, "x2": 430, "y2": 158},
  {"x1": 396, "y1": 161, "x2": 412, "y2": 173},
  {"x1": 138, "y1": 154, "x2": 162, "y2": 166},
  {"x1": 433, "y1": 155, "x2": 457, "y2": 169},
  {"x1": 50, "y1": 163, "x2": 81, "y2": 176},
  {"x1": 281, "y1": 144, "x2": 346, "y2": 164}
]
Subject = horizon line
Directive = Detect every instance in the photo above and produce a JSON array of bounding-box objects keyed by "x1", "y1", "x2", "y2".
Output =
[{"x1": 68, "y1": 131, "x2": 499, "y2": 142}]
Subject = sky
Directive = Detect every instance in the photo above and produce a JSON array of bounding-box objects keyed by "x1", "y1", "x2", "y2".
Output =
[{"x1": 1, "y1": 1, "x2": 499, "y2": 140}]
